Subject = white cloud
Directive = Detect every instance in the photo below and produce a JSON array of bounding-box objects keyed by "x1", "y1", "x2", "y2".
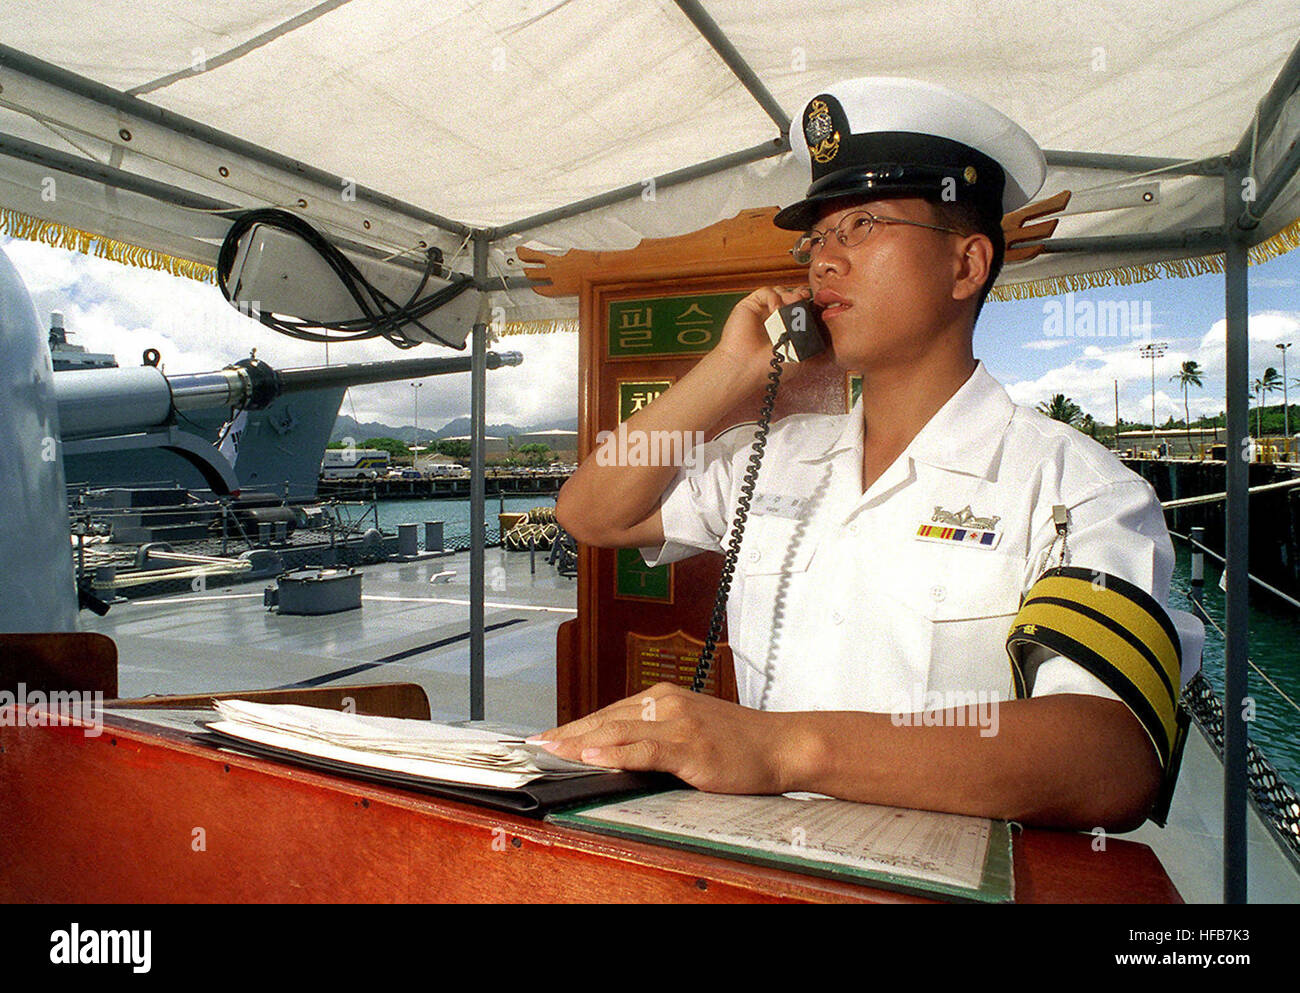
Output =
[
  {"x1": 1004, "y1": 337, "x2": 1221, "y2": 423},
  {"x1": 1198, "y1": 310, "x2": 1300, "y2": 375}
]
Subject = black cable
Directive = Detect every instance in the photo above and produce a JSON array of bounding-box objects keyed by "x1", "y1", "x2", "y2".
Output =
[
  {"x1": 214, "y1": 208, "x2": 474, "y2": 349},
  {"x1": 692, "y1": 338, "x2": 788, "y2": 693}
]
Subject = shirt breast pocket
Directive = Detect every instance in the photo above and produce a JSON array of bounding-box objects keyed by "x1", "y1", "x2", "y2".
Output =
[
  {"x1": 734, "y1": 514, "x2": 818, "y2": 576},
  {"x1": 729, "y1": 514, "x2": 818, "y2": 672},
  {"x1": 882, "y1": 546, "x2": 1023, "y2": 696}
]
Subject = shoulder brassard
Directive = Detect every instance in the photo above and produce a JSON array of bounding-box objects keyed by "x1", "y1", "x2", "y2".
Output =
[{"x1": 1005, "y1": 566, "x2": 1190, "y2": 826}]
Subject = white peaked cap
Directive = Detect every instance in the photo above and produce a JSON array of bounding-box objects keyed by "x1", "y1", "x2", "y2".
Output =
[{"x1": 776, "y1": 76, "x2": 1047, "y2": 230}]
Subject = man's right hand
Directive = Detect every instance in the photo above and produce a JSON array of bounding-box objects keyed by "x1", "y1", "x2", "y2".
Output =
[
  {"x1": 556, "y1": 284, "x2": 819, "y2": 550},
  {"x1": 712, "y1": 285, "x2": 819, "y2": 389}
]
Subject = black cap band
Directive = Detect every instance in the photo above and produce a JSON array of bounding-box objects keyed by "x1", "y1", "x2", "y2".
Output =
[{"x1": 775, "y1": 128, "x2": 1007, "y2": 231}]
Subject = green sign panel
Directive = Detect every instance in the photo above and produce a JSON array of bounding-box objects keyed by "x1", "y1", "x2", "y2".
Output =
[
  {"x1": 607, "y1": 292, "x2": 746, "y2": 358},
  {"x1": 615, "y1": 547, "x2": 672, "y2": 602}
]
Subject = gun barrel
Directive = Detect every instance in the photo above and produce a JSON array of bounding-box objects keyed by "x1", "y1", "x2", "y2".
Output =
[
  {"x1": 54, "y1": 351, "x2": 525, "y2": 437},
  {"x1": 276, "y1": 351, "x2": 523, "y2": 393}
]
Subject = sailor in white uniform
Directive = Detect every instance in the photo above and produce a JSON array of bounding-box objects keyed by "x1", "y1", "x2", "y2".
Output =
[
  {"x1": 644, "y1": 361, "x2": 1174, "y2": 718},
  {"x1": 543, "y1": 78, "x2": 1196, "y2": 830}
]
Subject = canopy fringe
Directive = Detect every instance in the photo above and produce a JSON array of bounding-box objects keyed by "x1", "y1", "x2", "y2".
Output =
[
  {"x1": 0, "y1": 207, "x2": 217, "y2": 284},
  {"x1": 991, "y1": 214, "x2": 1300, "y2": 302},
  {"x1": 497, "y1": 319, "x2": 579, "y2": 335},
  {"x1": 9, "y1": 203, "x2": 1300, "y2": 320}
]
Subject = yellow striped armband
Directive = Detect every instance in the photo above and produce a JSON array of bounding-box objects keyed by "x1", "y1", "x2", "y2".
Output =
[{"x1": 1005, "y1": 568, "x2": 1190, "y2": 823}]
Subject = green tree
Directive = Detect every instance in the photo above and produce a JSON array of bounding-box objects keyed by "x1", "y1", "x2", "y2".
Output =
[
  {"x1": 516, "y1": 443, "x2": 554, "y2": 466},
  {"x1": 1171, "y1": 360, "x2": 1204, "y2": 458},
  {"x1": 1252, "y1": 368, "x2": 1282, "y2": 436},
  {"x1": 1038, "y1": 394, "x2": 1084, "y2": 428},
  {"x1": 434, "y1": 439, "x2": 471, "y2": 459},
  {"x1": 361, "y1": 437, "x2": 412, "y2": 459}
]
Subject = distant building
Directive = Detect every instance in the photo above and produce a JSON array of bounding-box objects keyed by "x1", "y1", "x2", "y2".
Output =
[
  {"x1": 440, "y1": 435, "x2": 509, "y2": 456},
  {"x1": 1117, "y1": 427, "x2": 1226, "y2": 458},
  {"x1": 513, "y1": 429, "x2": 578, "y2": 461}
]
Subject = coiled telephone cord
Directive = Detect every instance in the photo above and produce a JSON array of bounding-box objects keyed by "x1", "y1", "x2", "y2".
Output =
[{"x1": 691, "y1": 339, "x2": 788, "y2": 693}]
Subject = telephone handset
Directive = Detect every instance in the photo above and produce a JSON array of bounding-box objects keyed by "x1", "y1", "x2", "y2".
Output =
[
  {"x1": 762, "y1": 299, "x2": 830, "y2": 363},
  {"x1": 690, "y1": 295, "x2": 828, "y2": 692}
]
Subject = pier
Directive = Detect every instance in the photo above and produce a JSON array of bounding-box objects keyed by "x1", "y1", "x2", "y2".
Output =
[
  {"x1": 317, "y1": 469, "x2": 569, "y2": 500},
  {"x1": 1124, "y1": 457, "x2": 1300, "y2": 599}
]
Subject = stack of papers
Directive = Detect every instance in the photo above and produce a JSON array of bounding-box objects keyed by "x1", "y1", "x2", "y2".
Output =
[{"x1": 208, "y1": 700, "x2": 602, "y2": 789}]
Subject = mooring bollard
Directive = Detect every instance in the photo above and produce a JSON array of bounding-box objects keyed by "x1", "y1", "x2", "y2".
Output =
[
  {"x1": 1190, "y1": 525, "x2": 1205, "y2": 610},
  {"x1": 397, "y1": 523, "x2": 418, "y2": 557},
  {"x1": 424, "y1": 521, "x2": 444, "y2": 554}
]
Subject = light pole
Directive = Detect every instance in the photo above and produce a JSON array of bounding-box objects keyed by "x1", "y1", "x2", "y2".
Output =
[
  {"x1": 1114, "y1": 379, "x2": 1120, "y2": 451},
  {"x1": 410, "y1": 381, "x2": 424, "y2": 469},
  {"x1": 1139, "y1": 342, "x2": 1168, "y2": 451},
  {"x1": 1278, "y1": 342, "x2": 1292, "y2": 443}
]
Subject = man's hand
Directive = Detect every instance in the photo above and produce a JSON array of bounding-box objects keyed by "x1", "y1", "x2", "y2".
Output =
[
  {"x1": 714, "y1": 284, "x2": 819, "y2": 385},
  {"x1": 531, "y1": 682, "x2": 797, "y2": 795}
]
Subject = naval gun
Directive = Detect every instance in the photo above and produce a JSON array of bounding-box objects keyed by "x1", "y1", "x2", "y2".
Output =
[{"x1": 55, "y1": 350, "x2": 524, "y2": 497}]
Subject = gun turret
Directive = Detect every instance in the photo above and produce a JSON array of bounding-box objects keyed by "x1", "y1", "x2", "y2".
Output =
[{"x1": 53, "y1": 350, "x2": 524, "y2": 495}]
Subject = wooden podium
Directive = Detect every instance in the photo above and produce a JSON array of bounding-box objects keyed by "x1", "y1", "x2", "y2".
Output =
[{"x1": 0, "y1": 681, "x2": 1180, "y2": 903}]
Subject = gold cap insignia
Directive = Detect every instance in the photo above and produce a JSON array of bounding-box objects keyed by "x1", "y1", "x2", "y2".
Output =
[
  {"x1": 805, "y1": 99, "x2": 841, "y2": 164},
  {"x1": 963, "y1": 165, "x2": 978, "y2": 184}
]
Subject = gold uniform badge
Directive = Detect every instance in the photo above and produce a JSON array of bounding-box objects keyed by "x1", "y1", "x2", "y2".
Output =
[{"x1": 805, "y1": 98, "x2": 841, "y2": 164}]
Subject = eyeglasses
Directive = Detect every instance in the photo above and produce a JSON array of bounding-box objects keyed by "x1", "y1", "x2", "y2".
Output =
[{"x1": 790, "y1": 210, "x2": 959, "y2": 264}]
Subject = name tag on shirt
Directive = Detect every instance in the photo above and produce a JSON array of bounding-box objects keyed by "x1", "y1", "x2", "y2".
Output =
[
  {"x1": 915, "y1": 522, "x2": 1002, "y2": 549},
  {"x1": 751, "y1": 493, "x2": 807, "y2": 520}
]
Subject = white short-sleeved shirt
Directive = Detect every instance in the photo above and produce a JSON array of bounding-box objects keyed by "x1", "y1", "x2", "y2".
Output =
[{"x1": 642, "y1": 362, "x2": 1177, "y2": 715}]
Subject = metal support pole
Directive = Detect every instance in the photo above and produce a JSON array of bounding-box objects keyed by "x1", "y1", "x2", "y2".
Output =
[
  {"x1": 1279, "y1": 342, "x2": 1292, "y2": 442},
  {"x1": 469, "y1": 233, "x2": 489, "y2": 721},
  {"x1": 672, "y1": 0, "x2": 790, "y2": 132},
  {"x1": 1139, "y1": 342, "x2": 1167, "y2": 449},
  {"x1": 1114, "y1": 380, "x2": 1120, "y2": 451},
  {"x1": 1222, "y1": 164, "x2": 1251, "y2": 904}
]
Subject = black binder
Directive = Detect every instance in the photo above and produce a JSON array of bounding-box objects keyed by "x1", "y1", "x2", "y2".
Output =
[{"x1": 193, "y1": 726, "x2": 679, "y2": 817}]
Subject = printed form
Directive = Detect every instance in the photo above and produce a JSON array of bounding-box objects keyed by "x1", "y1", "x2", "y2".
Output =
[{"x1": 571, "y1": 790, "x2": 998, "y2": 892}]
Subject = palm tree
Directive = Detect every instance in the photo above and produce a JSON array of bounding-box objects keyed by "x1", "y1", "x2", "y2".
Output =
[
  {"x1": 1038, "y1": 394, "x2": 1084, "y2": 428},
  {"x1": 1171, "y1": 360, "x2": 1204, "y2": 458},
  {"x1": 1253, "y1": 367, "x2": 1283, "y2": 435}
]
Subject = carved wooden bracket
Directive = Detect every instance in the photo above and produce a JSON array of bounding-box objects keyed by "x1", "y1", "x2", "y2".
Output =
[{"x1": 1002, "y1": 189, "x2": 1072, "y2": 263}]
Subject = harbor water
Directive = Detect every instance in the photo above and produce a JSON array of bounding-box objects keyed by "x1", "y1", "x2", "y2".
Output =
[{"x1": 1169, "y1": 543, "x2": 1300, "y2": 792}]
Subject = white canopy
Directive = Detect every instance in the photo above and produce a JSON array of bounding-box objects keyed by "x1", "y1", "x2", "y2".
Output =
[{"x1": 2, "y1": 0, "x2": 1300, "y2": 325}]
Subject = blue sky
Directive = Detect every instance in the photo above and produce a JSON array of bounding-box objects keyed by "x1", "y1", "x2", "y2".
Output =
[
  {"x1": 4, "y1": 230, "x2": 1298, "y2": 431},
  {"x1": 979, "y1": 251, "x2": 1299, "y2": 428}
]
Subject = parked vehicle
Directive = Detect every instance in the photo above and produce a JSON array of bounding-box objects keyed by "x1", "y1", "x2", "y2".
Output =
[{"x1": 321, "y1": 448, "x2": 390, "y2": 479}]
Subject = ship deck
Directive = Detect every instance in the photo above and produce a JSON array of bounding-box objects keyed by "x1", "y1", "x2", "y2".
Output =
[
  {"x1": 79, "y1": 544, "x2": 1300, "y2": 904},
  {"x1": 84, "y1": 545, "x2": 574, "y2": 733}
]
